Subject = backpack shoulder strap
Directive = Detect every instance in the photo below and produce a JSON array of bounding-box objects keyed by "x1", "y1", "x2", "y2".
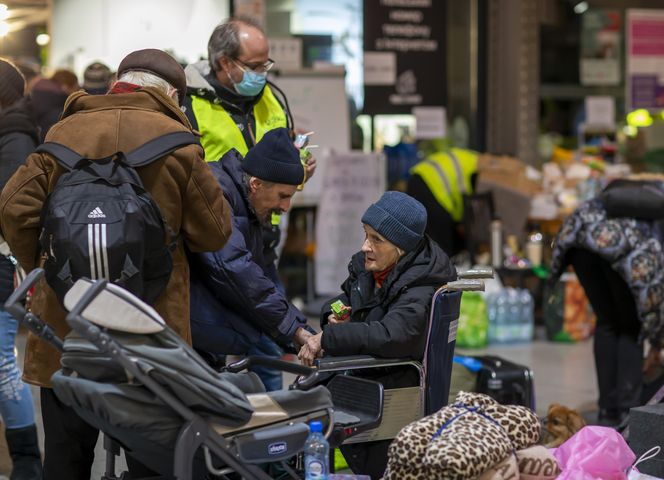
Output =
[
  {"x1": 34, "y1": 142, "x2": 84, "y2": 171},
  {"x1": 125, "y1": 131, "x2": 199, "y2": 168}
]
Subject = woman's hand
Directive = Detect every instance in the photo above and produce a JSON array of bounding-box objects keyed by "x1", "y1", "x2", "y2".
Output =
[{"x1": 327, "y1": 313, "x2": 350, "y2": 325}]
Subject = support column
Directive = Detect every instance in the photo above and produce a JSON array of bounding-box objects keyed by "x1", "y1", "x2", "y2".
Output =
[{"x1": 486, "y1": 0, "x2": 540, "y2": 165}]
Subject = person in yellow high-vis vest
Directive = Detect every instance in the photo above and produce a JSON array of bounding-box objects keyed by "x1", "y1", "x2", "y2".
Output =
[
  {"x1": 183, "y1": 16, "x2": 316, "y2": 392},
  {"x1": 407, "y1": 147, "x2": 478, "y2": 256}
]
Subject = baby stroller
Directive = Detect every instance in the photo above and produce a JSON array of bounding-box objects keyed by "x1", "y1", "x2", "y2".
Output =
[{"x1": 6, "y1": 269, "x2": 384, "y2": 479}]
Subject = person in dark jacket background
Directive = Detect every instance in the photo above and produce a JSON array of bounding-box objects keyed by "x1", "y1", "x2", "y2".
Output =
[
  {"x1": 189, "y1": 127, "x2": 312, "y2": 389},
  {"x1": 298, "y1": 191, "x2": 456, "y2": 479},
  {"x1": 0, "y1": 58, "x2": 42, "y2": 480}
]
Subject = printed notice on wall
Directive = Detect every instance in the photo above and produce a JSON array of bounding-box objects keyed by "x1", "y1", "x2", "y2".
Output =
[
  {"x1": 413, "y1": 106, "x2": 446, "y2": 139},
  {"x1": 580, "y1": 10, "x2": 622, "y2": 86},
  {"x1": 363, "y1": 0, "x2": 446, "y2": 115},
  {"x1": 364, "y1": 51, "x2": 397, "y2": 85},
  {"x1": 585, "y1": 96, "x2": 615, "y2": 127},
  {"x1": 627, "y1": 9, "x2": 664, "y2": 111},
  {"x1": 315, "y1": 152, "x2": 385, "y2": 295}
]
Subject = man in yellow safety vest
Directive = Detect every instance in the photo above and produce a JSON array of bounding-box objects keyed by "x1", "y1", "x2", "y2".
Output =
[
  {"x1": 184, "y1": 15, "x2": 315, "y2": 391},
  {"x1": 407, "y1": 146, "x2": 478, "y2": 255}
]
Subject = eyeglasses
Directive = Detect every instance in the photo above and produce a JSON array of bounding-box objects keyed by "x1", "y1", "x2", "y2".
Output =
[{"x1": 233, "y1": 57, "x2": 275, "y2": 74}]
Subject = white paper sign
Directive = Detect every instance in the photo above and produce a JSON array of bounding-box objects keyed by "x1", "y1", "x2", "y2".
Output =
[
  {"x1": 413, "y1": 106, "x2": 447, "y2": 139},
  {"x1": 269, "y1": 38, "x2": 303, "y2": 71},
  {"x1": 585, "y1": 96, "x2": 615, "y2": 127},
  {"x1": 315, "y1": 152, "x2": 385, "y2": 295},
  {"x1": 364, "y1": 51, "x2": 396, "y2": 86}
]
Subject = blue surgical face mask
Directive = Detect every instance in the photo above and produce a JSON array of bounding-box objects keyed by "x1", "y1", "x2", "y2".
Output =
[{"x1": 229, "y1": 61, "x2": 267, "y2": 97}]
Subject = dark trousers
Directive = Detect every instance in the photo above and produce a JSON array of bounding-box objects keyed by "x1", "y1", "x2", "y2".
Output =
[
  {"x1": 341, "y1": 439, "x2": 391, "y2": 480},
  {"x1": 568, "y1": 249, "x2": 643, "y2": 412},
  {"x1": 41, "y1": 387, "x2": 162, "y2": 480},
  {"x1": 41, "y1": 387, "x2": 98, "y2": 480}
]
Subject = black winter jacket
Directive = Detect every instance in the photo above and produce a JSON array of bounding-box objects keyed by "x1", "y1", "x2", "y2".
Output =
[
  {"x1": 320, "y1": 237, "x2": 456, "y2": 386},
  {"x1": 189, "y1": 150, "x2": 308, "y2": 355},
  {"x1": 0, "y1": 99, "x2": 39, "y2": 302}
]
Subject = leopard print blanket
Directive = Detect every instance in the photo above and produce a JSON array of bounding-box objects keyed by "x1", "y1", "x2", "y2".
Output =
[{"x1": 384, "y1": 391, "x2": 541, "y2": 479}]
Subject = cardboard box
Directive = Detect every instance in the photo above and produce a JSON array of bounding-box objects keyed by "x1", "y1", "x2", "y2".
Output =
[{"x1": 477, "y1": 155, "x2": 541, "y2": 196}]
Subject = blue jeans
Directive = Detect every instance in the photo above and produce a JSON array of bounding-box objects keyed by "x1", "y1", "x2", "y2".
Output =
[
  {"x1": 248, "y1": 335, "x2": 283, "y2": 392},
  {"x1": 0, "y1": 308, "x2": 35, "y2": 428}
]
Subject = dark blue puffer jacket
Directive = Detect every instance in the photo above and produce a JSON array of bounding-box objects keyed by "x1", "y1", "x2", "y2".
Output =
[{"x1": 189, "y1": 149, "x2": 307, "y2": 355}]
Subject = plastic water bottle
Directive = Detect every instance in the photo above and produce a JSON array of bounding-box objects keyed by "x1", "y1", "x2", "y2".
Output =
[
  {"x1": 304, "y1": 421, "x2": 329, "y2": 480},
  {"x1": 486, "y1": 292, "x2": 497, "y2": 343},
  {"x1": 507, "y1": 288, "x2": 521, "y2": 342},
  {"x1": 494, "y1": 290, "x2": 508, "y2": 343},
  {"x1": 519, "y1": 288, "x2": 534, "y2": 341}
]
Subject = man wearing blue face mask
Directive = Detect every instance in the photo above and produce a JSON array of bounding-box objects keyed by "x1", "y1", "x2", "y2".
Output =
[
  {"x1": 184, "y1": 15, "x2": 297, "y2": 162},
  {"x1": 184, "y1": 15, "x2": 316, "y2": 392}
]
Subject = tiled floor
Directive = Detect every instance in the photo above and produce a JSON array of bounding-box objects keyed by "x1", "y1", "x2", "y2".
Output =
[{"x1": 1, "y1": 331, "x2": 599, "y2": 479}]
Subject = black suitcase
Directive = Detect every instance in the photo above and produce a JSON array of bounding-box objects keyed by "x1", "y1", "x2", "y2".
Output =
[{"x1": 472, "y1": 355, "x2": 535, "y2": 410}]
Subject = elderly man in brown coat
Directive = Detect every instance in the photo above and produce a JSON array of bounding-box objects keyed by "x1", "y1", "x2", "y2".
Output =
[{"x1": 0, "y1": 49, "x2": 232, "y2": 480}]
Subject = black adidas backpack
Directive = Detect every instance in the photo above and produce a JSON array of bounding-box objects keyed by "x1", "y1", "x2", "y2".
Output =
[{"x1": 35, "y1": 131, "x2": 198, "y2": 305}]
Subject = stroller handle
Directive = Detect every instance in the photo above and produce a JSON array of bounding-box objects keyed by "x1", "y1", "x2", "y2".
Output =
[
  {"x1": 66, "y1": 278, "x2": 109, "y2": 322},
  {"x1": 4, "y1": 267, "x2": 44, "y2": 320}
]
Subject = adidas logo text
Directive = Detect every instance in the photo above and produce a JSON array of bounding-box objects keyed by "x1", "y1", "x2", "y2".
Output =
[{"x1": 87, "y1": 207, "x2": 106, "y2": 219}]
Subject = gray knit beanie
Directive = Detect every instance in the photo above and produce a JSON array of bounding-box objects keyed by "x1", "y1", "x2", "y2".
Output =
[{"x1": 361, "y1": 191, "x2": 427, "y2": 251}]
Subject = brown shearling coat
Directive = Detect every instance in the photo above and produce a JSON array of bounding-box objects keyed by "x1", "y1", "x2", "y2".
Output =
[{"x1": 0, "y1": 87, "x2": 232, "y2": 387}]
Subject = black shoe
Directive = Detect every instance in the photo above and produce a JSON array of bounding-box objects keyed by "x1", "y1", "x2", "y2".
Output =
[{"x1": 5, "y1": 425, "x2": 42, "y2": 480}]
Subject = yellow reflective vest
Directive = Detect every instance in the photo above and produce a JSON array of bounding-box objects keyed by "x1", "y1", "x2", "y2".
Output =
[
  {"x1": 410, "y1": 148, "x2": 478, "y2": 222},
  {"x1": 190, "y1": 85, "x2": 287, "y2": 162}
]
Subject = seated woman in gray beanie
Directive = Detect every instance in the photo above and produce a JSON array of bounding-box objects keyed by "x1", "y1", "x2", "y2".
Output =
[{"x1": 298, "y1": 191, "x2": 456, "y2": 479}]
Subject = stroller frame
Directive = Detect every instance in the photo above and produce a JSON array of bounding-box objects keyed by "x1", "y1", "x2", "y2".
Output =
[{"x1": 7, "y1": 269, "x2": 381, "y2": 480}]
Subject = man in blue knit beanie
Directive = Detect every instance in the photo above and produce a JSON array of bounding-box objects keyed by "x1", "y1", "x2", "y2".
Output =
[{"x1": 189, "y1": 127, "x2": 313, "y2": 391}]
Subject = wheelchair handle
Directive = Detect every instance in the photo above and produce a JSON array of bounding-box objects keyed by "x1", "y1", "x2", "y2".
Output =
[
  {"x1": 4, "y1": 268, "x2": 44, "y2": 321},
  {"x1": 225, "y1": 355, "x2": 315, "y2": 377},
  {"x1": 457, "y1": 267, "x2": 494, "y2": 279},
  {"x1": 445, "y1": 279, "x2": 485, "y2": 292}
]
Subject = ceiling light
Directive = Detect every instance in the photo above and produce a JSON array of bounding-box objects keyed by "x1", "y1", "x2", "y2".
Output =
[
  {"x1": 36, "y1": 33, "x2": 50, "y2": 46},
  {"x1": 574, "y1": 1, "x2": 589, "y2": 14},
  {"x1": 0, "y1": 21, "x2": 10, "y2": 38},
  {"x1": 0, "y1": 4, "x2": 8, "y2": 21}
]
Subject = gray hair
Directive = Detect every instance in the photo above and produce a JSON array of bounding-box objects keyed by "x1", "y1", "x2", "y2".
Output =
[
  {"x1": 207, "y1": 15, "x2": 265, "y2": 71},
  {"x1": 116, "y1": 71, "x2": 177, "y2": 100},
  {"x1": 242, "y1": 171, "x2": 274, "y2": 189}
]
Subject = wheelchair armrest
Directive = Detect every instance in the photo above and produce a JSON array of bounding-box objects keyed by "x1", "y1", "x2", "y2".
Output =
[
  {"x1": 315, "y1": 355, "x2": 420, "y2": 372},
  {"x1": 225, "y1": 356, "x2": 314, "y2": 377}
]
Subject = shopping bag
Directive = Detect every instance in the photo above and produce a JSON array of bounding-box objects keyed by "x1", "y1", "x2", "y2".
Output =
[
  {"x1": 456, "y1": 291, "x2": 488, "y2": 348},
  {"x1": 553, "y1": 426, "x2": 635, "y2": 480},
  {"x1": 544, "y1": 272, "x2": 596, "y2": 342}
]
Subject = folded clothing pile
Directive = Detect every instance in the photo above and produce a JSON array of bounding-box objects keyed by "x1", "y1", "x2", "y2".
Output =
[{"x1": 384, "y1": 391, "x2": 543, "y2": 479}]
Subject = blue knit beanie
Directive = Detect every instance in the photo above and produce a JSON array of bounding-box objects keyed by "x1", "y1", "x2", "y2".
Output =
[
  {"x1": 361, "y1": 191, "x2": 427, "y2": 251},
  {"x1": 242, "y1": 128, "x2": 304, "y2": 185}
]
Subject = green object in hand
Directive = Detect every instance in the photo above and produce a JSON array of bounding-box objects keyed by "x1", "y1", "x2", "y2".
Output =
[{"x1": 331, "y1": 300, "x2": 351, "y2": 320}]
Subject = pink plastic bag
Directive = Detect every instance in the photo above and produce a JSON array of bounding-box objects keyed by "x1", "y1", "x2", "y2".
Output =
[{"x1": 553, "y1": 426, "x2": 636, "y2": 480}]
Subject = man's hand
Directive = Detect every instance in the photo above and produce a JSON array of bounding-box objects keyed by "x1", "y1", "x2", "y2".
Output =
[
  {"x1": 298, "y1": 332, "x2": 323, "y2": 366},
  {"x1": 304, "y1": 155, "x2": 317, "y2": 182},
  {"x1": 644, "y1": 346, "x2": 662, "y2": 377},
  {"x1": 293, "y1": 326, "x2": 313, "y2": 348}
]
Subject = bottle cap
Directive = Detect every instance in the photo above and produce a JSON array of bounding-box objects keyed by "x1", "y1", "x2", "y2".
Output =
[{"x1": 309, "y1": 421, "x2": 323, "y2": 433}]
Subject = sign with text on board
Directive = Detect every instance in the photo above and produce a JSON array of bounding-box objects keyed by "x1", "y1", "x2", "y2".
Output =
[
  {"x1": 363, "y1": 0, "x2": 446, "y2": 115},
  {"x1": 315, "y1": 152, "x2": 385, "y2": 295},
  {"x1": 627, "y1": 9, "x2": 664, "y2": 111}
]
